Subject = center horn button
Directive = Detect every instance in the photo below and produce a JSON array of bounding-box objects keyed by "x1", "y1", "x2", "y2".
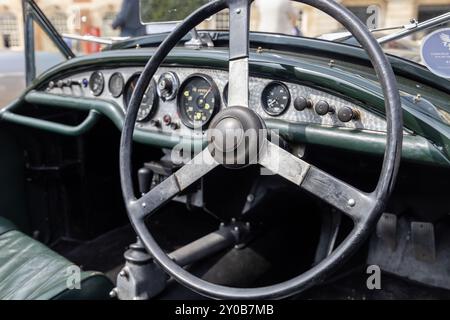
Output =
[{"x1": 207, "y1": 107, "x2": 267, "y2": 168}]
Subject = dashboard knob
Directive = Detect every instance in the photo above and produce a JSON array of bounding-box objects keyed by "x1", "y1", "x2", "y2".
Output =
[
  {"x1": 150, "y1": 119, "x2": 161, "y2": 128},
  {"x1": 163, "y1": 114, "x2": 172, "y2": 126},
  {"x1": 170, "y1": 122, "x2": 180, "y2": 130},
  {"x1": 315, "y1": 100, "x2": 333, "y2": 116},
  {"x1": 294, "y1": 97, "x2": 311, "y2": 111},
  {"x1": 337, "y1": 107, "x2": 356, "y2": 123}
]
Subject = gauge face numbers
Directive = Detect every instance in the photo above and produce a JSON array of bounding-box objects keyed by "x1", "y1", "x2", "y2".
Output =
[
  {"x1": 124, "y1": 74, "x2": 158, "y2": 123},
  {"x1": 178, "y1": 75, "x2": 220, "y2": 128},
  {"x1": 261, "y1": 82, "x2": 291, "y2": 116},
  {"x1": 89, "y1": 71, "x2": 105, "y2": 96},
  {"x1": 109, "y1": 72, "x2": 125, "y2": 98},
  {"x1": 157, "y1": 72, "x2": 179, "y2": 101}
]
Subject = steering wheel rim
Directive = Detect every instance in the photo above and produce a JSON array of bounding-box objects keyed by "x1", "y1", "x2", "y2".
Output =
[{"x1": 120, "y1": 0, "x2": 403, "y2": 299}]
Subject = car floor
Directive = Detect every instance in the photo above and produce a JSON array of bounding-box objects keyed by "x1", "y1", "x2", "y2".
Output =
[
  {"x1": 53, "y1": 224, "x2": 136, "y2": 282},
  {"x1": 51, "y1": 221, "x2": 450, "y2": 300},
  {"x1": 302, "y1": 270, "x2": 450, "y2": 300},
  {"x1": 49, "y1": 194, "x2": 450, "y2": 300}
]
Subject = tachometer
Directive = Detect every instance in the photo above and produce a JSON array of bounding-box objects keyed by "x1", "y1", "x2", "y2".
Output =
[
  {"x1": 178, "y1": 74, "x2": 220, "y2": 129},
  {"x1": 261, "y1": 82, "x2": 291, "y2": 116},
  {"x1": 124, "y1": 74, "x2": 158, "y2": 123},
  {"x1": 109, "y1": 72, "x2": 125, "y2": 98},
  {"x1": 89, "y1": 71, "x2": 104, "y2": 96}
]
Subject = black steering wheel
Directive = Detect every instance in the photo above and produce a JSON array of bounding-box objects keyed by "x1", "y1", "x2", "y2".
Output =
[{"x1": 120, "y1": 0, "x2": 403, "y2": 299}]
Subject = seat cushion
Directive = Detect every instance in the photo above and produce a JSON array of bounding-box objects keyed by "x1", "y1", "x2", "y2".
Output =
[
  {"x1": 0, "y1": 221, "x2": 113, "y2": 300},
  {"x1": 0, "y1": 216, "x2": 16, "y2": 236}
]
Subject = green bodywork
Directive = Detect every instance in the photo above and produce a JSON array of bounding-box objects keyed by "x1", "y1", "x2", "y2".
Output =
[{"x1": 1, "y1": 36, "x2": 450, "y2": 168}]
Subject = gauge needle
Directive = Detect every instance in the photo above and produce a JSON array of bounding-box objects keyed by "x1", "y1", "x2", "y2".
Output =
[
  {"x1": 203, "y1": 87, "x2": 212, "y2": 99},
  {"x1": 268, "y1": 98, "x2": 278, "y2": 107}
]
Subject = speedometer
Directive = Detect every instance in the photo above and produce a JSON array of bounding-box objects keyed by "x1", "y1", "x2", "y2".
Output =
[
  {"x1": 124, "y1": 74, "x2": 158, "y2": 123},
  {"x1": 178, "y1": 74, "x2": 220, "y2": 129},
  {"x1": 261, "y1": 81, "x2": 291, "y2": 116}
]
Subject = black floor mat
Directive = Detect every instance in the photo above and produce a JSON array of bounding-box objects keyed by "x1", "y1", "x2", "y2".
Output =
[
  {"x1": 61, "y1": 224, "x2": 136, "y2": 281},
  {"x1": 48, "y1": 222, "x2": 450, "y2": 299},
  {"x1": 300, "y1": 267, "x2": 450, "y2": 300}
]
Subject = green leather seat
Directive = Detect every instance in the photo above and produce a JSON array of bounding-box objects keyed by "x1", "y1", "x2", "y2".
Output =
[{"x1": 0, "y1": 217, "x2": 113, "y2": 300}]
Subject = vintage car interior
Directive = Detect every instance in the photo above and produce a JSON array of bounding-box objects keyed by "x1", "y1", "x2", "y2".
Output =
[{"x1": 0, "y1": 0, "x2": 449, "y2": 300}]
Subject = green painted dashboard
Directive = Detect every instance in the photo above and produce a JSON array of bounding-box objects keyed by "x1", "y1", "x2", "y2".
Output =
[{"x1": 1, "y1": 44, "x2": 450, "y2": 168}]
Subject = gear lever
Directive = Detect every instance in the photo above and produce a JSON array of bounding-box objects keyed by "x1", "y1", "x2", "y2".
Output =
[{"x1": 138, "y1": 167, "x2": 153, "y2": 195}]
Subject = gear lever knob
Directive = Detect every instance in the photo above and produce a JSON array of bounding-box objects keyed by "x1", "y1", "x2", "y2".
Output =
[{"x1": 138, "y1": 167, "x2": 153, "y2": 195}]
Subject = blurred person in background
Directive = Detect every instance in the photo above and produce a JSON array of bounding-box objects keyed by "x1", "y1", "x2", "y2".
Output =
[
  {"x1": 1, "y1": 34, "x2": 10, "y2": 49},
  {"x1": 112, "y1": 0, "x2": 146, "y2": 37},
  {"x1": 254, "y1": 0, "x2": 301, "y2": 36}
]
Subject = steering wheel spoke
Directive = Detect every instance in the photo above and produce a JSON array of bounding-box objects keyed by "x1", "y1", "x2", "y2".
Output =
[
  {"x1": 301, "y1": 167, "x2": 373, "y2": 223},
  {"x1": 259, "y1": 142, "x2": 373, "y2": 222},
  {"x1": 130, "y1": 148, "x2": 219, "y2": 220},
  {"x1": 227, "y1": 0, "x2": 251, "y2": 108}
]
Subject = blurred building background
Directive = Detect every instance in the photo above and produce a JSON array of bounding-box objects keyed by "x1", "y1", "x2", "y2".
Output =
[
  {"x1": 0, "y1": 0, "x2": 449, "y2": 51},
  {"x1": 0, "y1": 0, "x2": 122, "y2": 51}
]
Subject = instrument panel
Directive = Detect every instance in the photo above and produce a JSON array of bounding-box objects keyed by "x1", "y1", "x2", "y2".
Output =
[{"x1": 44, "y1": 67, "x2": 390, "y2": 137}]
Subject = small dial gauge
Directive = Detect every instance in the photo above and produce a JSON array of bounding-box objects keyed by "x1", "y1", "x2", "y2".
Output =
[
  {"x1": 124, "y1": 74, "x2": 158, "y2": 123},
  {"x1": 89, "y1": 71, "x2": 104, "y2": 96},
  {"x1": 157, "y1": 72, "x2": 179, "y2": 101},
  {"x1": 178, "y1": 74, "x2": 220, "y2": 128},
  {"x1": 223, "y1": 83, "x2": 229, "y2": 106},
  {"x1": 261, "y1": 82, "x2": 291, "y2": 116},
  {"x1": 109, "y1": 72, "x2": 125, "y2": 98},
  {"x1": 222, "y1": 82, "x2": 250, "y2": 107}
]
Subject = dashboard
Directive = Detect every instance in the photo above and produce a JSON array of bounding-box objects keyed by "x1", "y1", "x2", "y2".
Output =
[{"x1": 43, "y1": 67, "x2": 390, "y2": 138}]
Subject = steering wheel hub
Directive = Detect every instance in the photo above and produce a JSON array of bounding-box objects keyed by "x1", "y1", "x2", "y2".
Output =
[
  {"x1": 211, "y1": 117, "x2": 244, "y2": 152},
  {"x1": 207, "y1": 106, "x2": 266, "y2": 168}
]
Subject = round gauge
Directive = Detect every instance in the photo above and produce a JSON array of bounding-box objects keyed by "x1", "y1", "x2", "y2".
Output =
[
  {"x1": 157, "y1": 72, "x2": 179, "y2": 101},
  {"x1": 261, "y1": 82, "x2": 291, "y2": 116},
  {"x1": 124, "y1": 74, "x2": 158, "y2": 122},
  {"x1": 223, "y1": 83, "x2": 229, "y2": 106},
  {"x1": 222, "y1": 82, "x2": 250, "y2": 107},
  {"x1": 89, "y1": 71, "x2": 104, "y2": 96},
  {"x1": 178, "y1": 74, "x2": 220, "y2": 128},
  {"x1": 109, "y1": 72, "x2": 125, "y2": 98}
]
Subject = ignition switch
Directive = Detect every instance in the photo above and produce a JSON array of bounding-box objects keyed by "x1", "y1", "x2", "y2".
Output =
[{"x1": 157, "y1": 72, "x2": 179, "y2": 101}]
